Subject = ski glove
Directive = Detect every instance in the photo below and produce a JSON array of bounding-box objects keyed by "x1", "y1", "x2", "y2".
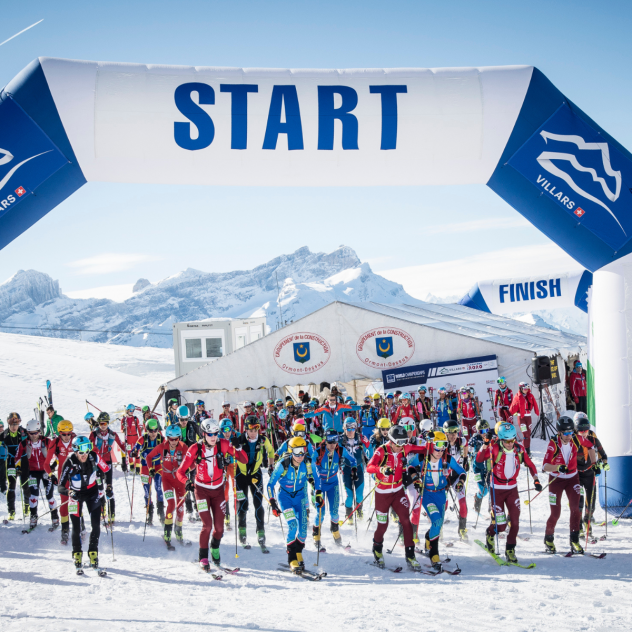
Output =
[
  {"x1": 593, "y1": 462, "x2": 602, "y2": 476},
  {"x1": 106, "y1": 484, "x2": 113, "y2": 499},
  {"x1": 148, "y1": 468, "x2": 156, "y2": 477},
  {"x1": 351, "y1": 467, "x2": 358, "y2": 481},
  {"x1": 69, "y1": 489, "x2": 79, "y2": 501},
  {"x1": 50, "y1": 474, "x2": 58, "y2": 486},
  {"x1": 603, "y1": 462, "x2": 610, "y2": 471},
  {"x1": 185, "y1": 480, "x2": 195, "y2": 494},
  {"x1": 455, "y1": 480, "x2": 465, "y2": 493},
  {"x1": 121, "y1": 457, "x2": 128, "y2": 473},
  {"x1": 315, "y1": 490, "x2": 325, "y2": 508},
  {"x1": 557, "y1": 465, "x2": 568, "y2": 474},
  {"x1": 533, "y1": 479, "x2": 543, "y2": 492},
  {"x1": 380, "y1": 466, "x2": 394, "y2": 477},
  {"x1": 269, "y1": 497, "x2": 281, "y2": 517},
  {"x1": 230, "y1": 436, "x2": 241, "y2": 449}
]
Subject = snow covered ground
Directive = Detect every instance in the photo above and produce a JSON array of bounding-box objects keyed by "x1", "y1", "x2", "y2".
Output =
[{"x1": 1, "y1": 333, "x2": 631, "y2": 632}]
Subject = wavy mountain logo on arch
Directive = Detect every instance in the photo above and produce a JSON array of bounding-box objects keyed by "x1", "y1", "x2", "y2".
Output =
[
  {"x1": 356, "y1": 327, "x2": 415, "y2": 369},
  {"x1": 508, "y1": 103, "x2": 632, "y2": 251},
  {"x1": 274, "y1": 332, "x2": 331, "y2": 374}
]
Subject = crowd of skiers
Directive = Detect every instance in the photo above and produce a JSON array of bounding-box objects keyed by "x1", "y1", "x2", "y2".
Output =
[{"x1": 0, "y1": 375, "x2": 608, "y2": 576}]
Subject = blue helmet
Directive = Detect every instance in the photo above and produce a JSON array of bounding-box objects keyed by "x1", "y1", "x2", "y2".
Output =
[
  {"x1": 278, "y1": 409, "x2": 288, "y2": 420},
  {"x1": 400, "y1": 393, "x2": 411, "y2": 400},
  {"x1": 417, "y1": 386, "x2": 427, "y2": 393},
  {"x1": 126, "y1": 404, "x2": 135, "y2": 412},
  {"x1": 343, "y1": 418, "x2": 357, "y2": 430},
  {"x1": 84, "y1": 412, "x2": 94, "y2": 422},
  {"x1": 166, "y1": 425, "x2": 181, "y2": 439},
  {"x1": 497, "y1": 423, "x2": 517, "y2": 441},
  {"x1": 345, "y1": 396, "x2": 353, "y2": 403},
  {"x1": 177, "y1": 405, "x2": 190, "y2": 419},
  {"x1": 72, "y1": 436, "x2": 93, "y2": 453},
  {"x1": 386, "y1": 392, "x2": 394, "y2": 399},
  {"x1": 195, "y1": 399, "x2": 205, "y2": 407},
  {"x1": 219, "y1": 419, "x2": 233, "y2": 433},
  {"x1": 325, "y1": 431, "x2": 339, "y2": 444}
]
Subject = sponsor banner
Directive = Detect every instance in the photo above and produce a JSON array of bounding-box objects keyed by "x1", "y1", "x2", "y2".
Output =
[
  {"x1": 0, "y1": 97, "x2": 68, "y2": 221},
  {"x1": 274, "y1": 331, "x2": 331, "y2": 375},
  {"x1": 383, "y1": 355, "x2": 499, "y2": 421},
  {"x1": 356, "y1": 327, "x2": 415, "y2": 370},
  {"x1": 508, "y1": 103, "x2": 632, "y2": 251}
]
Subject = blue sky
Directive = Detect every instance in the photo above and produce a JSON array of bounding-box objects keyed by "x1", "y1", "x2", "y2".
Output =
[{"x1": 0, "y1": 0, "x2": 629, "y2": 299}]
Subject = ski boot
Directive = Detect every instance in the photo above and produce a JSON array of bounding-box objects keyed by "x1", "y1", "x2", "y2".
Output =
[
  {"x1": 405, "y1": 545, "x2": 422, "y2": 571},
  {"x1": 174, "y1": 525, "x2": 189, "y2": 546},
  {"x1": 331, "y1": 521, "x2": 343, "y2": 547},
  {"x1": 29, "y1": 513, "x2": 38, "y2": 529},
  {"x1": 296, "y1": 550, "x2": 305, "y2": 571},
  {"x1": 372, "y1": 541, "x2": 385, "y2": 568},
  {"x1": 146, "y1": 503, "x2": 154, "y2": 526},
  {"x1": 289, "y1": 559, "x2": 301, "y2": 574},
  {"x1": 544, "y1": 534, "x2": 556, "y2": 554},
  {"x1": 199, "y1": 547, "x2": 210, "y2": 572},
  {"x1": 73, "y1": 552, "x2": 83, "y2": 569},
  {"x1": 157, "y1": 501, "x2": 165, "y2": 525},
  {"x1": 485, "y1": 533, "x2": 495, "y2": 552},
  {"x1": 391, "y1": 508, "x2": 400, "y2": 524},
  {"x1": 51, "y1": 508, "x2": 60, "y2": 528},
  {"x1": 356, "y1": 504, "x2": 363, "y2": 519},
  {"x1": 61, "y1": 522, "x2": 70, "y2": 545},
  {"x1": 473, "y1": 494, "x2": 483, "y2": 515},
  {"x1": 505, "y1": 545, "x2": 518, "y2": 564},
  {"x1": 187, "y1": 511, "x2": 196, "y2": 523},
  {"x1": 313, "y1": 525, "x2": 323, "y2": 549},
  {"x1": 88, "y1": 550, "x2": 99, "y2": 569},
  {"x1": 458, "y1": 516, "x2": 469, "y2": 542},
  {"x1": 163, "y1": 524, "x2": 175, "y2": 551},
  {"x1": 570, "y1": 531, "x2": 584, "y2": 555},
  {"x1": 135, "y1": 464, "x2": 141, "y2": 475},
  {"x1": 257, "y1": 530, "x2": 268, "y2": 552},
  {"x1": 412, "y1": 523, "x2": 419, "y2": 544},
  {"x1": 8, "y1": 510, "x2": 15, "y2": 521},
  {"x1": 345, "y1": 506, "x2": 354, "y2": 525},
  {"x1": 108, "y1": 512, "x2": 115, "y2": 526},
  {"x1": 210, "y1": 537, "x2": 221, "y2": 567},
  {"x1": 238, "y1": 527, "x2": 248, "y2": 545}
]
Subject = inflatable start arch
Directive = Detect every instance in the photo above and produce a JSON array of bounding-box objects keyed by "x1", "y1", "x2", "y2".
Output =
[{"x1": 1, "y1": 58, "x2": 631, "y2": 515}]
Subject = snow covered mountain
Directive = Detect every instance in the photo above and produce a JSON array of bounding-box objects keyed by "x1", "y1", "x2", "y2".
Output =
[{"x1": 0, "y1": 246, "x2": 419, "y2": 348}]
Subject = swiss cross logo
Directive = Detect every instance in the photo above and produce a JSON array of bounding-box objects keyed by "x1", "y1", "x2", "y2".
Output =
[
  {"x1": 15, "y1": 186, "x2": 26, "y2": 197},
  {"x1": 574, "y1": 207, "x2": 585, "y2": 218}
]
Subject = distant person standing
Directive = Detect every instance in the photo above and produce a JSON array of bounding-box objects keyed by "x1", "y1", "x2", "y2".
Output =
[
  {"x1": 569, "y1": 361, "x2": 587, "y2": 413},
  {"x1": 45, "y1": 406, "x2": 64, "y2": 438},
  {"x1": 509, "y1": 382, "x2": 539, "y2": 455}
]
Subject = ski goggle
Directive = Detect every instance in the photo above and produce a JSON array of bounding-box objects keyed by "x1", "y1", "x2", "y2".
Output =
[
  {"x1": 205, "y1": 431, "x2": 220, "y2": 438},
  {"x1": 246, "y1": 423, "x2": 260, "y2": 431},
  {"x1": 433, "y1": 441, "x2": 448, "y2": 450},
  {"x1": 294, "y1": 430, "x2": 306, "y2": 438},
  {"x1": 390, "y1": 437, "x2": 408, "y2": 446},
  {"x1": 326, "y1": 437, "x2": 339, "y2": 444},
  {"x1": 291, "y1": 447, "x2": 306, "y2": 456},
  {"x1": 479, "y1": 428, "x2": 490, "y2": 434},
  {"x1": 561, "y1": 430, "x2": 574, "y2": 436},
  {"x1": 75, "y1": 441, "x2": 93, "y2": 453},
  {"x1": 403, "y1": 423, "x2": 415, "y2": 431}
]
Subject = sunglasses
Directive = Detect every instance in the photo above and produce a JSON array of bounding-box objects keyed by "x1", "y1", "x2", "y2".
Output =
[
  {"x1": 148, "y1": 430, "x2": 158, "y2": 433},
  {"x1": 345, "y1": 425, "x2": 357, "y2": 431},
  {"x1": 60, "y1": 432, "x2": 72, "y2": 437},
  {"x1": 561, "y1": 430, "x2": 574, "y2": 436},
  {"x1": 206, "y1": 432, "x2": 220, "y2": 438},
  {"x1": 168, "y1": 436, "x2": 179, "y2": 440}
]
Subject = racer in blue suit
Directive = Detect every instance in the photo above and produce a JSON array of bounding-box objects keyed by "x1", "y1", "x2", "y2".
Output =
[
  {"x1": 339, "y1": 418, "x2": 369, "y2": 522},
  {"x1": 311, "y1": 430, "x2": 357, "y2": 548},
  {"x1": 359, "y1": 397, "x2": 380, "y2": 439},
  {"x1": 267, "y1": 437, "x2": 321, "y2": 572},
  {"x1": 304, "y1": 392, "x2": 362, "y2": 433}
]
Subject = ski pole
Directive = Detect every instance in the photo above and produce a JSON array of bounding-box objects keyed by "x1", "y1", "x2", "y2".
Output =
[
  {"x1": 19, "y1": 474, "x2": 25, "y2": 524},
  {"x1": 122, "y1": 468, "x2": 132, "y2": 509},
  {"x1": 611, "y1": 495, "x2": 632, "y2": 526},
  {"x1": 366, "y1": 507, "x2": 376, "y2": 532},
  {"x1": 32, "y1": 497, "x2": 70, "y2": 521},
  {"x1": 586, "y1": 475, "x2": 597, "y2": 550},
  {"x1": 142, "y1": 500, "x2": 150, "y2": 542},
  {"x1": 524, "y1": 481, "x2": 551, "y2": 505},
  {"x1": 166, "y1": 493, "x2": 187, "y2": 520},
  {"x1": 108, "y1": 503, "x2": 115, "y2": 562},
  {"x1": 315, "y1": 504, "x2": 323, "y2": 567},
  {"x1": 129, "y1": 464, "x2": 137, "y2": 522},
  {"x1": 232, "y1": 472, "x2": 239, "y2": 558},
  {"x1": 86, "y1": 400, "x2": 102, "y2": 413},
  {"x1": 338, "y1": 487, "x2": 375, "y2": 528},
  {"x1": 264, "y1": 494, "x2": 285, "y2": 538},
  {"x1": 604, "y1": 467, "x2": 608, "y2": 539},
  {"x1": 491, "y1": 475, "x2": 500, "y2": 556},
  {"x1": 527, "y1": 475, "x2": 533, "y2": 534}
]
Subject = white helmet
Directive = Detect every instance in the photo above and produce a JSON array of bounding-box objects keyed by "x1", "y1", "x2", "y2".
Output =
[
  {"x1": 26, "y1": 419, "x2": 40, "y2": 433},
  {"x1": 398, "y1": 416, "x2": 414, "y2": 427},
  {"x1": 420, "y1": 419, "x2": 433, "y2": 433},
  {"x1": 221, "y1": 401, "x2": 230, "y2": 407},
  {"x1": 200, "y1": 419, "x2": 220, "y2": 434}
]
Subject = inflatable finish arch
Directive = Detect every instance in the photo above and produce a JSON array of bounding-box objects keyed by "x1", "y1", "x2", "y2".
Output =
[{"x1": 1, "y1": 58, "x2": 631, "y2": 515}]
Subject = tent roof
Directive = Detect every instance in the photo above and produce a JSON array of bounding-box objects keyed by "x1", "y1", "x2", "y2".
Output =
[{"x1": 165, "y1": 300, "x2": 586, "y2": 392}]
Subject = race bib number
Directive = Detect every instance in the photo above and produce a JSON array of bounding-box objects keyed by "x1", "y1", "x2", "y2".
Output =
[
  {"x1": 427, "y1": 503, "x2": 439, "y2": 515},
  {"x1": 549, "y1": 493, "x2": 557, "y2": 505},
  {"x1": 520, "y1": 424, "x2": 527, "y2": 432},
  {"x1": 474, "y1": 473, "x2": 482, "y2": 483},
  {"x1": 579, "y1": 487, "x2": 585, "y2": 496},
  {"x1": 236, "y1": 490, "x2": 246, "y2": 501},
  {"x1": 69, "y1": 502, "x2": 78, "y2": 515},
  {"x1": 462, "y1": 427, "x2": 469, "y2": 436},
  {"x1": 141, "y1": 475, "x2": 149, "y2": 484},
  {"x1": 196, "y1": 499, "x2": 208, "y2": 512},
  {"x1": 126, "y1": 443, "x2": 132, "y2": 451},
  {"x1": 376, "y1": 511, "x2": 388, "y2": 524},
  {"x1": 495, "y1": 511, "x2": 507, "y2": 526},
  {"x1": 8, "y1": 468, "x2": 16, "y2": 478},
  {"x1": 164, "y1": 490, "x2": 175, "y2": 500},
  {"x1": 28, "y1": 478, "x2": 36, "y2": 487},
  {"x1": 283, "y1": 508, "x2": 296, "y2": 520}
]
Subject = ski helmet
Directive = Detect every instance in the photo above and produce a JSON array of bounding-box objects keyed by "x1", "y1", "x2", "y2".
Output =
[
  {"x1": 288, "y1": 437, "x2": 307, "y2": 454},
  {"x1": 146, "y1": 419, "x2": 159, "y2": 432},
  {"x1": 377, "y1": 418, "x2": 391, "y2": 429},
  {"x1": 325, "y1": 431, "x2": 339, "y2": 444},
  {"x1": 345, "y1": 396, "x2": 353, "y2": 403},
  {"x1": 266, "y1": 399, "x2": 274, "y2": 405},
  {"x1": 141, "y1": 405, "x2": 150, "y2": 413},
  {"x1": 84, "y1": 412, "x2": 94, "y2": 422},
  {"x1": 177, "y1": 405, "x2": 190, "y2": 419},
  {"x1": 168, "y1": 398, "x2": 178, "y2": 406},
  {"x1": 385, "y1": 392, "x2": 394, "y2": 400},
  {"x1": 398, "y1": 416, "x2": 415, "y2": 430},
  {"x1": 497, "y1": 423, "x2": 517, "y2": 441},
  {"x1": 57, "y1": 420, "x2": 74, "y2": 434},
  {"x1": 372, "y1": 393, "x2": 381, "y2": 400},
  {"x1": 97, "y1": 412, "x2": 110, "y2": 424},
  {"x1": 275, "y1": 399, "x2": 283, "y2": 405},
  {"x1": 388, "y1": 425, "x2": 408, "y2": 446},
  {"x1": 221, "y1": 401, "x2": 230, "y2": 407},
  {"x1": 195, "y1": 399, "x2": 205, "y2": 407},
  {"x1": 556, "y1": 415, "x2": 575, "y2": 434},
  {"x1": 574, "y1": 412, "x2": 591, "y2": 432},
  {"x1": 420, "y1": 418, "x2": 433, "y2": 434},
  {"x1": 166, "y1": 425, "x2": 181, "y2": 440},
  {"x1": 278, "y1": 409, "x2": 288, "y2": 420},
  {"x1": 443, "y1": 419, "x2": 459, "y2": 434},
  {"x1": 343, "y1": 418, "x2": 357, "y2": 431},
  {"x1": 200, "y1": 419, "x2": 220, "y2": 435},
  {"x1": 255, "y1": 401, "x2": 264, "y2": 408},
  {"x1": 245, "y1": 415, "x2": 260, "y2": 430},
  {"x1": 476, "y1": 419, "x2": 490, "y2": 433},
  {"x1": 497, "y1": 376, "x2": 506, "y2": 385},
  {"x1": 310, "y1": 398, "x2": 318, "y2": 407},
  {"x1": 72, "y1": 436, "x2": 93, "y2": 453},
  {"x1": 400, "y1": 393, "x2": 411, "y2": 401},
  {"x1": 292, "y1": 422, "x2": 306, "y2": 436},
  {"x1": 286, "y1": 400, "x2": 295, "y2": 408},
  {"x1": 244, "y1": 401, "x2": 253, "y2": 408},
  {"x1": 219, "y1": 419, "x2": 233, "y2": 434},
  {"x1": 518, "y1": 382, "x2": 529, "y2": 389},
  {"x1": 460, "y1": 387, "x2": 468, "y2": 394},
  {"x1": 417, "y1": 386, "x2": 427, "y2": 393},
  {"x1": 26, "y1": 419, "x2": 40, "y2": 433},
  {"x1": 126, "y1": 404, "x2": 135, "y2": 412}
]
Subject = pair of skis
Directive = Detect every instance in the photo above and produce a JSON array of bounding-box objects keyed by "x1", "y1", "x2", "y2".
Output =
[
  {"x1": 474, "y1": 539, "x2": 536, "y2": 569},
  {"x1": 278, "y1": 563, "x2": 327, "y2": 581}
]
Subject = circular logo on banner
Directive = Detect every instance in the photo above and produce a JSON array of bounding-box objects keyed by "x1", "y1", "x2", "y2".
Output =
[
  {"x1": 273, "y1": 332, "x2": 331, "y2": 375},
  {"x1": 356, "y1": 327, "x2": 415, "y2": 369}
]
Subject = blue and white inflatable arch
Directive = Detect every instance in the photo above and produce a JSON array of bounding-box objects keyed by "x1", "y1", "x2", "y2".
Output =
[{"x1": 1, "y1": 58, "x2": 631, "y2": 516}]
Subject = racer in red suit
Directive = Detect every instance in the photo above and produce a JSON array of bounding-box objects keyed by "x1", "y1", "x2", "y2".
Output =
[
  {"x1": 494, "y1": 377, "x2": 513, "y2": 421},
  {"x1": 121, "y1": 412, "x2": 143, "y2": 473},
  {"x1": 509, "y1": 383, "x2": 539, "y2": 453},
  {"x1": 568, "y1": 362, "x2": 587, "y2": 413},
  {"x1": 457, "y1": 389, "x2": 480, "y2": 447}
]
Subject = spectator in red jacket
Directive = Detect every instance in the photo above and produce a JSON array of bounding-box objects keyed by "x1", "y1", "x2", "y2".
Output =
[
  {"x1": 508, "y1": 382, "x2": 539, "y2": 454},
  {"x1": 569, "y1": 361, "x2": 587, "y2": 413}
]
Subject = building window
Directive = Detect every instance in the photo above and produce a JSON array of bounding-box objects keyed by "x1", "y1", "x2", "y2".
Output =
[
  {"x1": 206, "y1": 338, "x2": 223, "y2": 358},
  {"x1": 185, "y1": 338, "x2": 202, "y2": 359}
]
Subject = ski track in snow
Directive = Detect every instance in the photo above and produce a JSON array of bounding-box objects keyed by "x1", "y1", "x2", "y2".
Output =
[{"x1": 0, "y1": 332, "x2": 631, "y2": 631}]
